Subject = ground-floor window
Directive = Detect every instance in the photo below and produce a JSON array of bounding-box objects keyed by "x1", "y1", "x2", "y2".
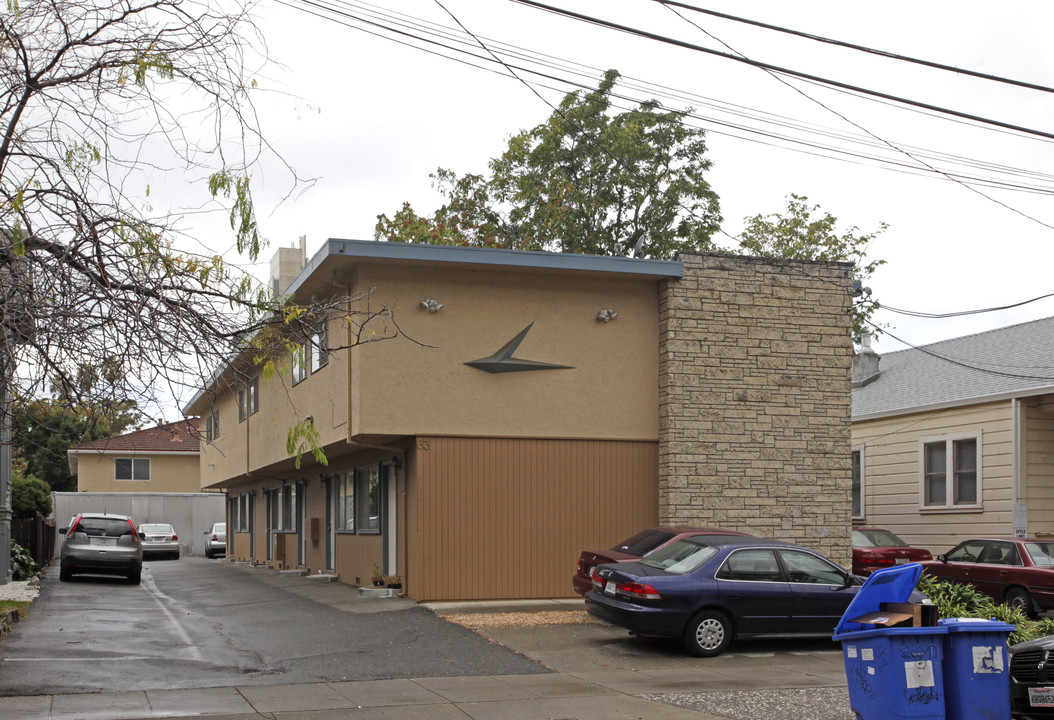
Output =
[
  {"x1": 329, "y1": 463, "x2": 384, "y2": 534},
  {"x1": 920, "y1": 433, "x2": 980, "y2": 508}
]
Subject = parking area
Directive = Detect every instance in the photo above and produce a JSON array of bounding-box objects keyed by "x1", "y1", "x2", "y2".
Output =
[{"x1": 0, "y1": 558, "x2": 545, "y2": 696}]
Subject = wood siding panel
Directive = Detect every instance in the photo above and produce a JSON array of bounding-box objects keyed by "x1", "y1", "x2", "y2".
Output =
[
  {"x1": 852, "y1": 401, "x2": 1013, "y2": 551},
  {"x1": 410, "y1": 437, "x2": 658, "y2": 601},
  {"x1": 1025, "y1": 397, "x2": 1054, "y2": 535}
]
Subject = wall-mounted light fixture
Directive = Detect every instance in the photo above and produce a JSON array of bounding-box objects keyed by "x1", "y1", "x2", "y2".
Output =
[
  {"x1": 597, "y1": 308, "x2": 619, "y2": 323},
  {"x1": 303, "y1": 415, "x2": 313, "y2": 425},
  {"x1": 421, "y1": 298, "x2": 444, "y2": 313}
]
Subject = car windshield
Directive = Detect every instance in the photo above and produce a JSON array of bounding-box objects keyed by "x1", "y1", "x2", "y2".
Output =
[
  {"x1": 141, "y1": 524, "x2": 173, "y2": 533},
  {"x1": 641, "y1": 539, "x2": 719, "y2": 574},
  {"x1": 215, "y1": 523, "x2": 226, "y2": 533},
  {"x1": 852, "y1": 529, "x2": 907, "y2": 547},
  {"x1": 615, "y1": 529, "x2": 674, "y2": 556},
  {"x1": 1025, "y1": 543, "x2": 1054, "y2": 567}
]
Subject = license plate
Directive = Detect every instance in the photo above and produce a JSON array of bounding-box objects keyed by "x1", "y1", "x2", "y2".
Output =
[
  {"x1": 604, "y1": 582, "x2": 616, "y2": 596},
  {"x1": 90, "y1": 537, "x2": 117, "y2": 547},
  {"x1": 895, "y1": 558, "x2": 909, "y2": 565},
  {"x1": 1030, "y1": 687, "x2": 1054, "y2": 707}
]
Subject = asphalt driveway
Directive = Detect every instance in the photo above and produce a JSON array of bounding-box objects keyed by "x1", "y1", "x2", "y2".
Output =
[{"x1": 0, "y1": 558, "x2": 545, "y2": 696}]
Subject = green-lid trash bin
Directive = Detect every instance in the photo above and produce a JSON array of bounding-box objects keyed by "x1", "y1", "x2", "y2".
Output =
[
  {"x1": 833, "y1": 563, "x2": 948, "y2": 719},
  {"x1": 938, "y1": 618, "x2": 1014, "y2": 720}
]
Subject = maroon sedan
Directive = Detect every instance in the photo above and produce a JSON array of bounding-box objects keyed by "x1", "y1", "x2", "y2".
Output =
[
  {"x1": 852, "y1": 527, "x2": 932, "y2": 576},
  {"x1": 572, "y1": 526, "x2": 751, "y2": 595},
  {"x1": 920, "y1": 537, "x2": 1054, "y2": 618}
]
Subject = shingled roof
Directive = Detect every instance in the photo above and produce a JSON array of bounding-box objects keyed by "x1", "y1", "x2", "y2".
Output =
[
  {"x1": 71, "y1": 419, "x2": 200, "y2": 454},
  {"x1": 853, "y1": 316, "x2": 1054, "y2": 421}
]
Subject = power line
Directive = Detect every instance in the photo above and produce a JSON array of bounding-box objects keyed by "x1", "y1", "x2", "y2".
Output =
[
  {"x1": 654, "y1": 0, "x2": 1054, "y2": 96},
  {"x1": 271, "y1": 0, "x2": 1054, "y2": 197},
  {"x1": 865, "y1": 321, "x2": 1054, "y2": 382},
  {"x1": 510, "y1": 0, "x2": 1054, "y2": 142},
  {"x1": 877, "y1": 292, "x2": 1054, "y2": 319},
  {"x1": 657, "y1": 3, "x2": 1054, "y2": 231}
]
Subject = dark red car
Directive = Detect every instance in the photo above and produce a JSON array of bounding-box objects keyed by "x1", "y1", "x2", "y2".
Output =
[
  {"x1": 572, "y1": 526, "x2": 751, "y2": 595},
  {"x1": 920, "y1": 537, "x2": 1054, "y2": 618},
  {"x1": 851, "y1": 527, "x2": 932, "y2": 576}
]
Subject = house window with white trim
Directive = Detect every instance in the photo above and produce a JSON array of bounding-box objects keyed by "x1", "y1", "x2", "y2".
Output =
[
  {"x1": 851, "y1": 448, "x2": 863, "y2": 518},
  {"x1": 205, "y1": 411, "x2": 220, "y2": 442},
  {"x1": 310, "y1": 320, "x2": 329, "y2": 373},
  {"x1": 355, "y1": 465, "x2": 380, "y2": 534},
  {"x1": 281, "y1": 484, "x2": 296, "y2": 531},
  {"x1": 238, "y1": 376, "x2": 259, "y2": 422},
  {"x1": 238, "y1": 494, "x2": 249, "y2": 532},
  {"x1": 921, "y1": 434, "x2": 980, "y2": 507},
  {"x1": 291, "y1": 343, "x2": 307, "y2": 385},
  {"x1": 115, "y1": 458, "x2": 150, "y2": 481}
]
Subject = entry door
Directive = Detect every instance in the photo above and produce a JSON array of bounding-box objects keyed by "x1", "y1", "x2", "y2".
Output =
[
  {"x1": 265, "y1": 490, "x2": 273, "y2": 562},
  {"x1": 297, "y1": 481, "x2": 306, "y2": 567},
  {"x1": 324, "y1": 477, "x2": 335, "y2": 572},
  {"x1": 248, "y1": 493, "x2": 255, "y2": 560}
]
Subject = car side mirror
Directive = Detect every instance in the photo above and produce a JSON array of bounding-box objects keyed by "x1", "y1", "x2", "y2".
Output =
[
  {"x1": 59, "y1": 527, "x2": 67, "y2": 535},
  {"x1": 937, "y1": 554, "x2": 947, "y2": 562},
  {"x1": 203, "y1": 530, "x2": 209, "y2": 534}
]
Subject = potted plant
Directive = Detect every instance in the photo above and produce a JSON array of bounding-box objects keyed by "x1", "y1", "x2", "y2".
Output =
[
  {"x1": 384, "y1": 575, "x2": 402, "y2": 590},
  {"x1": 371, "y1": 566, "x2": 384, "y2": 587}
]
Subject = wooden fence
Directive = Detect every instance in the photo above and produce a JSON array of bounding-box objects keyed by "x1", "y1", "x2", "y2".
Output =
[{"x1": 13, "y1": 515, "x2": 55, "y2": 566}]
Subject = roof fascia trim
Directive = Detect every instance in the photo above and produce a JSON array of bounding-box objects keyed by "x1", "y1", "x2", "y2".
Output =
[
  {"x1": 283, "y1": 238, "x2": 684, "y2": 297},
  {"x1": 852, "y1": 385, "x2": 1054, "y2": 422}
]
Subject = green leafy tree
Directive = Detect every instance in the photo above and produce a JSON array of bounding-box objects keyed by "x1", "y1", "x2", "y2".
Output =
[
  {"x1": 738, "y1": 194, "x2": 887, "y2": 340},
  {"x1": 376, "y1": 69, "x2": 722, "y2": 259},
  {"x1": 11, "y1": 458, "x2": 52, "y2": 518},
  {"x1": 0, "y1": 0, "x2": 403, "y2": 468},
  {"x1": 13, "y1": 396, "x2": 138, "y2": 492}
]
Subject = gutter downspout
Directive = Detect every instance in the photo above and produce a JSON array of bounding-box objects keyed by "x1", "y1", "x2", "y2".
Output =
[{"x1": 1012, "y1": 398, "x2": 1026, "y2": 537}]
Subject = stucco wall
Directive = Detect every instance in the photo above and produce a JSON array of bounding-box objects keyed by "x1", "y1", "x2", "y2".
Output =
[
  {"x1": 658, "y1": 253, "x2": 854, "y2": 565},
  {"x1": 76, "y1": 453, "x2": 201, "y2": 494}
]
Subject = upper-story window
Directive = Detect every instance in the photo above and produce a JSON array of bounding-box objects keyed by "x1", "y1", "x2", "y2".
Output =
[
  {"x1": 205, "y1": 411, "x2": 220, "y2": 442},
  {"x1": 238, "y1": 376, "x2": 259, "y2": 422},
  {"x1": 291, "y1": 343, "x2": 308, "y2": 385},
  {"x1": 115, "y1": 458, "x2": 150, "y2": 481},
  {"x1": 310, "y1": 320, "x2": 329, "y2": 373},
  {"x1": 921, "y1": 433, "x2": 980, "y2": 508}
]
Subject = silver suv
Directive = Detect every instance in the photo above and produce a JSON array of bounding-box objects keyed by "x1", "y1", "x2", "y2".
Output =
[{"x1": 59, "y1": 513, "x2": 144, "y2": 584}]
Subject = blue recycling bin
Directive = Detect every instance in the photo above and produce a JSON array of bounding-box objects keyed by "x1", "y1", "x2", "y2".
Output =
[
  {"x1": 833, "y1": 564, "x2": 948, "y2": 720},
  {"x1": 938, "y1": 618, "x2": 1014, "y2": 720}
]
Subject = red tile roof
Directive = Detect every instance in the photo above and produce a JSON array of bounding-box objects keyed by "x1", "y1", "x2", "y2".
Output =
[{"x1": 72, "y1": 419, "x2": 200, "y2": 454}]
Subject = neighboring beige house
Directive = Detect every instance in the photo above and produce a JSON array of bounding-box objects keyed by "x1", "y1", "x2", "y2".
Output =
[
  {"x1": 68, "y1": 420, "x2": 201, "y2": 493},
  {"x1": 184, "y1": 239, "x2": 855, "y2": 601},
  {"x1": 852, "y1": 317, "x2": 1054, "y2": 554}
]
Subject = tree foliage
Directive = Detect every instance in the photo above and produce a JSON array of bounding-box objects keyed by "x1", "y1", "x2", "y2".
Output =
[
  {"x1": 376, "y1": 69, "x2": 722, "y2": 259},
  {"x1": 738, "y1": 194, "x2": 887, "y2": 339},
  {"x1": 0, "y1": 0, "x2": 402, "y2": 451},
  {"x1": 11, "y1": 461, "x2": 52, "y2": 518},
  {"x1": 12, "y1": 395, "x2": 138, "y2": 492}
]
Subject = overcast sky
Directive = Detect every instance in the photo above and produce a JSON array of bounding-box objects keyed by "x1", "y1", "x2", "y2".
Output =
[{"x1": 170, "y1": 0, "x2": 1054, "y2": 360}]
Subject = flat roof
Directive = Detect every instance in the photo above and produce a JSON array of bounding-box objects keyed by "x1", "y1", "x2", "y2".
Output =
[{"x1": 283, "y1": 238, "x2": 684, "y2": 297}]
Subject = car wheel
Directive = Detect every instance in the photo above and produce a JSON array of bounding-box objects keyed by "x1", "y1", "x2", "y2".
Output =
[
  {"x1": 1006, "y1": 588, "x2": 1036, "y2": 619},
  {"x1": 682, "y1": 610, "x2": 732, "y2": 657},
  {"x1": 127, "y1": 567, "x2": 142, "y2": 585},
  {"x1": 59, "y1": 564, "x2": 72, "y2": 582},
  {"x1": 205, "y1": 549, "x2": 212, "y2": 559}
]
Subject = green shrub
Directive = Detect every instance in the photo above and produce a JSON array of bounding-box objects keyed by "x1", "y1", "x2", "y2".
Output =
[
  {"x1": 10, "y1": 542, "x2": 40, "y2": 581},
  {"x1": 917, "y1": 574, "x2": 1054, "y2": 645},
  {"x1": 12, "y1": 473, "x2": 52, "y2": 519}
]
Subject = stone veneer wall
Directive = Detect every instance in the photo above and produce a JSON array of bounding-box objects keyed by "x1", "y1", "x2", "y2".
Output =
[{"x1": 658, "y1": 253, "x2": 854, "y2": 564}]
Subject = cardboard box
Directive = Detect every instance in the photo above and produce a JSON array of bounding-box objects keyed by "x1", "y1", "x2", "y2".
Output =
[{"x1": 849, "y1": 602, "x2": 938, "y2": 629}]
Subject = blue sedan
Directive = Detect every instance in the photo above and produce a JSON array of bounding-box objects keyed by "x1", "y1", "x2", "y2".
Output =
[{"x1": 585, "y1": 536, "x2": 873, "y2": 657}]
